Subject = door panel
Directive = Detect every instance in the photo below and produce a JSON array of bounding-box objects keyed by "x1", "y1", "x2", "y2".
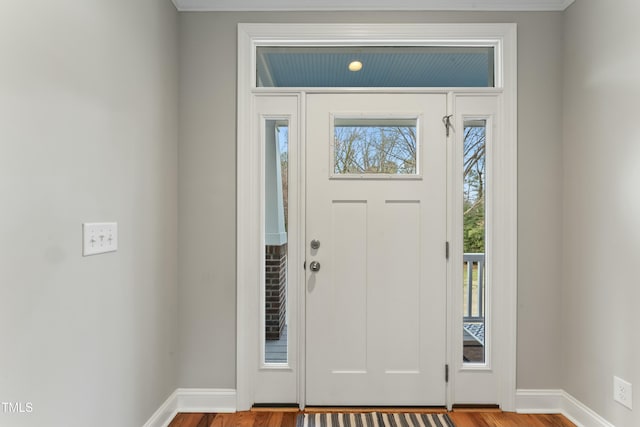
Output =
[
  {"x1": 306, "y1": 93, "x2": 447, "y2": 405},
  {"x1": 330, "y1": 201, "x2": 368, "y2": 372},
  {"x1": 380, "y1": 201, "x2": 420, "y2": 373}
]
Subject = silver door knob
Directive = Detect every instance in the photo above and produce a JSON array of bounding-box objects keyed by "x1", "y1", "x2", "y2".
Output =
[
  {"x1": 309, "y1": 261, "x2": 321, "y2": 272},
  {"x1": 310, "y1": 239, "x2": 321, "y2": 250}
]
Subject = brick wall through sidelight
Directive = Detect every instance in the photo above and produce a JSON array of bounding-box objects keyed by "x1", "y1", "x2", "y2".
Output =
[{"x1": 265, "y1": 243, "x2": 287, "y2": 340}]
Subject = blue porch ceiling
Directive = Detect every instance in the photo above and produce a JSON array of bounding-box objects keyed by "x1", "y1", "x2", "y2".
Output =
[{"x1": 257, "y1": 47, "x2": 495, "y2": 88}]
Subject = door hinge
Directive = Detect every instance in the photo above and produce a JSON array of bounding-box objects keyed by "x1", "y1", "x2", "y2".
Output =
[
  {"x1": 303, "y1": 261, "x2": 306, "y2": 270},
  {"x1": 445, "y1": 364, "x2": 449, "y2": 383},
  {"x1": 445, "y1": 241, "x2": 449, "y2": 260}
]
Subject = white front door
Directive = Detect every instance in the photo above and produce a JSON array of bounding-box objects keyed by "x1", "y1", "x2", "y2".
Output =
[{"x1": 306, "y1": 93, "x2": 448, "y2": 405}]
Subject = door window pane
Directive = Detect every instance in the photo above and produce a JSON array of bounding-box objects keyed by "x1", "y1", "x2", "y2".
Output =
[
  {"x1": 462, "y1": 120, "x2": 486, "y2": 364},
  {"x1": 264, "y1": 120, "x2": 289, "y2": 364},
  {"x1": 257, "y1": 46, "x2": 495, "y2": 87},
  {"x1": 333, "y1": 118, "x2": 417, "y2": 176}
]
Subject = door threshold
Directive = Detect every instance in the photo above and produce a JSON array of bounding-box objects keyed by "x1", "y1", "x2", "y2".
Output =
[
  {"x1": 252, "y1": 403, "x2": 300, "y2": 412},
  {"x1": 451, "y1": 404, "x2": 500, "y2": 412}
]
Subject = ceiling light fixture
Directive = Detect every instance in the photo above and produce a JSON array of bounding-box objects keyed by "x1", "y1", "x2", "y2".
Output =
[{"x1": 348, "y1": 60, "x2": 363, "y2": 72}]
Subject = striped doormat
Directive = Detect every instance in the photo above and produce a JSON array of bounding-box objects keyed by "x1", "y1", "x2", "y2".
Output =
[{"x1": 296, "y1": 412, "x2": 455, "y2": 427}]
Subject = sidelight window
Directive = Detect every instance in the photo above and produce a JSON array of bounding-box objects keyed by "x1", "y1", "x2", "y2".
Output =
[
  {"x1": 462, "y1": 119, "x2": 487, "y2": 365},
  {"x1": 264, "y1": 119, "x2": 289, "y2": 365}
]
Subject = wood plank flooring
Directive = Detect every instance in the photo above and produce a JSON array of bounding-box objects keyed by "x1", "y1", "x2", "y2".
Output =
[{"x1": 168, "y1": 409, "x2": 576, "y2": 427}]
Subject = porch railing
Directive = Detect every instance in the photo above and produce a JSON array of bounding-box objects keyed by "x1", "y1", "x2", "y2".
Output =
[{"x1": 463, "y1": 253, "x2": 485, "y2": 323}]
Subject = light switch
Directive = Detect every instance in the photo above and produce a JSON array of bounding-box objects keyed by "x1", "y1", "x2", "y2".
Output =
[{"x1": 83, "y1": 222, "x2": 118, "y2": 256}]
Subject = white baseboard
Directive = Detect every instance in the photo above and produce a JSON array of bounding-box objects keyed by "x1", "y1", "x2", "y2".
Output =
[
  {"x1": 516, "y1": 389, "x2": 615, "y2": 427},
  {"x1": 516, "y1": 389, "x2": 565, "y2": 414},
  {"x1": 142, "y1": 390, "x2": 179, "y2": 427},
  {"x1": 142, "y1": 388, "x2": 237, "y2": 427},
  {"x1": 146, "y1": 388, "x2": 613, "y2": 427}
]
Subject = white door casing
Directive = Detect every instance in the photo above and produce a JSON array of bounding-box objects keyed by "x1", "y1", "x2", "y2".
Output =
[
  {"x1": 306, "y1": 93, "x2": 447, "y2": 405},
  {"x1": 237, "y1": 23, "x2": 517, "y2": 411}
]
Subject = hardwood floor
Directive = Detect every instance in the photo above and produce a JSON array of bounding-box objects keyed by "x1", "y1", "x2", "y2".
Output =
[
  {"x1": 449, "y1": 411, "x2": 575, "y2": 427},
  {"x1": 168, "y1": 409, "x2": 576, "y2": 427}
]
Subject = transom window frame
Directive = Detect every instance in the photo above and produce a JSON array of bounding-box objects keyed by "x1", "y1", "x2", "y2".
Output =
[
  {"x1": 243, "y1": 25, "x2": 507, "y2": 90},
  {"x1": 237, "y1": 22, "x2": 517, "y2": 412}
]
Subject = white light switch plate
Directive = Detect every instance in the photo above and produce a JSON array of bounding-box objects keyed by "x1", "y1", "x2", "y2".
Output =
[{"x1": 83, "y1": 222, "x2": 118, "y2": 256}]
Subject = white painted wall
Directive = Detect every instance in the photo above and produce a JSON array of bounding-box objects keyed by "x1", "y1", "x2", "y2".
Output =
[
  {"x1": 562, "y1": 1, "x2": 640, "y2": 426},
  {"x1": 0, "y1": 1, "x2": 179, "y2": 426},
  {"x1": 177, "y1": 11, "x2": 565, "y2": 390}
]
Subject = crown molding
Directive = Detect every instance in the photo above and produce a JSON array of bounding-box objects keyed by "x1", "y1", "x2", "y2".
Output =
[{"x1": 172, "y1": 0, "x2": 575, "y2": 12}]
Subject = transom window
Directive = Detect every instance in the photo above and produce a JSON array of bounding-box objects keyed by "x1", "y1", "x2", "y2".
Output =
[{"x1": 257, "y1": 46, "x2": 495, "y2": 88}]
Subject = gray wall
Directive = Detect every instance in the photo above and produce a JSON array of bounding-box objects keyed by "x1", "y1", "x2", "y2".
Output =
[
  {"x1": 0, "y1": 1, "x2": 179, "y2": 426},
  {"x1": 562, "y1": 1, "x2": 640, "y2": 426},
  {"x1": 178, "y1": 11, "x2": 565, "y2": 390}
]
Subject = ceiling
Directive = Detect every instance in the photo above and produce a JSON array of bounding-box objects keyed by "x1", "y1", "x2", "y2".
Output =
[{"x1": 172, "y1": 0, "x2": 575, "y2": 12}]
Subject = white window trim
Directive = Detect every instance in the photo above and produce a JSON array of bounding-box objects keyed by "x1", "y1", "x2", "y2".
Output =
[{"x1": 237, "y1": 23, "x2": 517, "y2": 411}]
